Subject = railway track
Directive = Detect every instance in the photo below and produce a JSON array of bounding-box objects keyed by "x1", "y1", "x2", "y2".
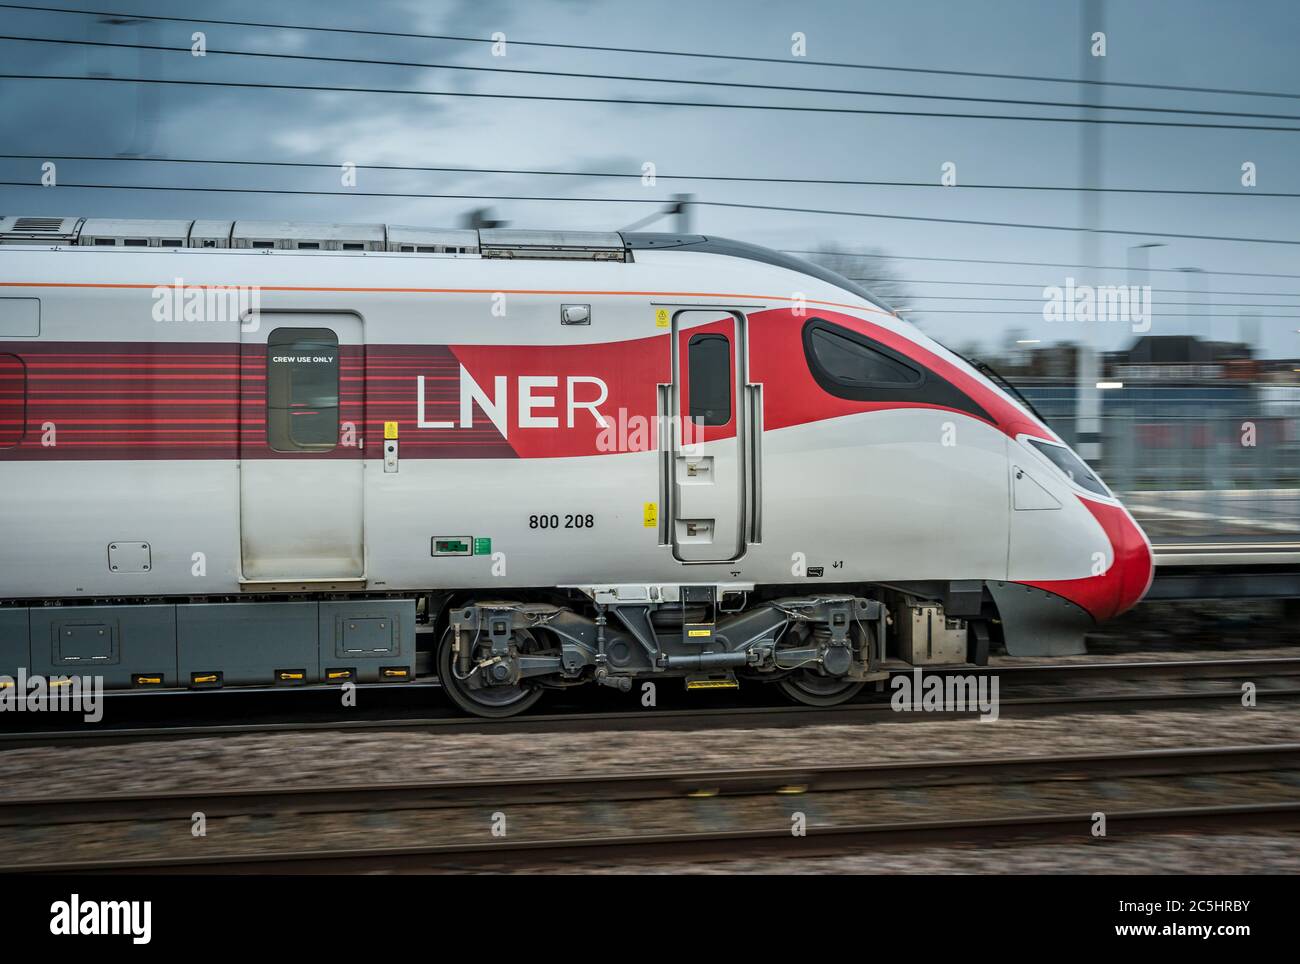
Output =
[
  {"x1": 0, "y1": 656, "x2": 1296, "y2": 747},
  {"x1": 5, "y1": 743, "x2": 1299, "y2": 873}
]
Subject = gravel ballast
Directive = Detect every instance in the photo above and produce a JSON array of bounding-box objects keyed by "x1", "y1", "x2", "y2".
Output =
[{"x1": 4, "y1": 703, "x2": 1299, "y2": 800}]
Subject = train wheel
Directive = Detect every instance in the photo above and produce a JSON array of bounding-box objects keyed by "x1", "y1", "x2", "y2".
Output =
[
  {"x1": 774, "y1": 618, "x2": 873, "y2": 707},
  {"x1": 775, "y1": 671, "x2": 865, "y2": 707},
  {"x1": 436, "y1": 626, "x2": 546, "y2": 718}
]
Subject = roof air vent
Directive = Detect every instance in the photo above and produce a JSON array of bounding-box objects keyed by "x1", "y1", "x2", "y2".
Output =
[
  {"x1": 13, "y1": 217, "x2": 66, "y2": 232},
  {"x1": 0, "y1": 216, "x2": 83, "y2": 245},
  {"x1": 478, "y1": 230, "x2": 628, "y2": 262}
]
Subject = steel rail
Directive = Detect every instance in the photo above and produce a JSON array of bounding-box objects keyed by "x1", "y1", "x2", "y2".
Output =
[
  {"x1": 3, "y1": 742, "x2": 1297, "y2": 825},
  {"x1": 0, "y1": 659, "x2": 1297, "y2": 747},
  {"x1": 6, "y1": 744, "x2": 1299, "y2": 872}
]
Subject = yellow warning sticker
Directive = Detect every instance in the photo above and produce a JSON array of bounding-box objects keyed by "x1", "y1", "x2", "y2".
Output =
[
  {"x1": 654, "y1": 308, "x2": 670, "y2": 328},
  {"x1": 643, "y1": 502, "x2": 658, "y2": 527},
  {"x1": 384, "y1": 421, "x2": 399, "y2": 440},
  {"x1": 687, "y1": 629, "x2": 712, "y2": 637}
]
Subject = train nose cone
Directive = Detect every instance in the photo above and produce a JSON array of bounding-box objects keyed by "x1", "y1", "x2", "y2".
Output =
[
  {"x1": 1112, "y1": 508, "x2": 1155, "y2": 617},
  {"x1": 1058, "y1": 497, "x2": 1155, "y2": 621}
]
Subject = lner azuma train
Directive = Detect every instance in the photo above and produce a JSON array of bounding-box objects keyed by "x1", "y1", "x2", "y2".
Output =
[{"x1": 0, "y1": 216, "x2": 1153, "y2": 717}]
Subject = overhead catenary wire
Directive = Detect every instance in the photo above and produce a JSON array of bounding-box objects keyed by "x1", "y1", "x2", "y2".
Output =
[
  {"x1": 896, "y1": 309, "x2": 1300, "y2": 316},
  {"x1": 696, "y1": 199, "x2": 1300, "y2": 247},
  {"x1": 847, "y1": 278, "x2": 1300, "y2": 298},
  {"x1": 5, "y1": 73, "x2": 1300, "y2": 133},
  {"x1": 1, "y1": 172, "x2": 1291, "y2": 306},
  {"x1": 1, "y1": 8, "x2": 1291, "y2": 351},
  {"x1": 0, "y1": 179, "x2": 661, "y2": 204},
  {"x1": 5, "y1": 178, "x2": 1300, "y2": 247},
  {"x1": 878, "y1": 295, "x2": 1300, "y2": 309},
  {"x1": 4, "y1": 3, "x2": 1299, "y2": 102},
  {"x1": 1, "y1": 153, "x2": 1294, "y2": 199},
  {"x1": 789, "y1": 250, "x2": 1300, "y2": 281},
  {"x1": 3, "y1": 33, "x2": 1300, "y2": 124}
]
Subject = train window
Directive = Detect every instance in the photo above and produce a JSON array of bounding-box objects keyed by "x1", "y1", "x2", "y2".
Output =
[
  {"x1": 687, "y1": 332, "x2": 731, "y2": 426},
  {"x1": 804, "y1": 321, "x2": 922, "y2": 391},
  {"x1": 266, "y1": 328, "x2": 339, "y2": 452},
  {"x1": 1025, "y1": 438, "x2": 1108, "y2": 496},
  {"x1": 0, "y1": 354, "x2": 25, "y2": 447}
]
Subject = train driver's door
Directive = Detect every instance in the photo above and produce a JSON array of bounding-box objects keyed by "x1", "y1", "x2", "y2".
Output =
[
  {"x1": 667, "y1": 309, "x2": 753, "y2": 563},
  {"x1": 239, "y1": 311, "x2": 366, "y2": 584}
]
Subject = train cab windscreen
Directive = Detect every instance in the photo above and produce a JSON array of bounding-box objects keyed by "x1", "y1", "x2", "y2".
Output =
[{"x1": 1025, "y1": 438, "x2": 1108, "y2": 496}]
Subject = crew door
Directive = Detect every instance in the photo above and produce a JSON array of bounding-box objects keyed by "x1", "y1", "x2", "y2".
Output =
[
  {"x1": 239, "y1": 311, "x2": 366, "y2": 583},
  {"x1": 667, "y1": 309, "x2": 758, "y2": 563}
]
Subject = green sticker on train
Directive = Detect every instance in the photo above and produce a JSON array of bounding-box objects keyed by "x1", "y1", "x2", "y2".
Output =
[{"x1": 473, "y1": 537, "x2": 492, "y2": 556}]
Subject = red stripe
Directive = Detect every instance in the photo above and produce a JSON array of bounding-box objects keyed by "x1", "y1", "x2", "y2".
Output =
[{"x1": 0, "y1": 313, "x2": 1052, "y2": 461}]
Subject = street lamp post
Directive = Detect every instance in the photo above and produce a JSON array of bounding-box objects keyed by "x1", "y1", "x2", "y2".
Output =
[
  {"x1": 1127, "y1": 243, "x2": 1164, "y2": 290},
  {"x1": 1178, "y1": 267, "x2": 1208, "y2": 342}
]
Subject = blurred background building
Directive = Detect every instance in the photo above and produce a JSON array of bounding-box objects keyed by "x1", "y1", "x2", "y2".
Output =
[{"x1": 985, "y1": 334, "x2": 1300, "y2": 543}]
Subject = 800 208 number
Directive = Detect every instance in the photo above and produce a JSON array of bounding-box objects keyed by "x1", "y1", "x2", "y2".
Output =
[{"x1": 529, "y1": 513, "x2": 595, "y2": 529}]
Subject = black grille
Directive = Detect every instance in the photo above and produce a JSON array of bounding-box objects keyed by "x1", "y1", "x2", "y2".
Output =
[{"x1": 13, "y1": 217, "x2": 66, "y2": 232}]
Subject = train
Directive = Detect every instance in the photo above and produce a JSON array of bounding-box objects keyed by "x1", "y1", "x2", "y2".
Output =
[{"x1": 0, "y1": 215, "x2": 1154, "y2": 716}]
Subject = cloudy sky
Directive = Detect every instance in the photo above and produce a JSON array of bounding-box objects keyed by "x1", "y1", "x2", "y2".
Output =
[{"x1": 2, "y1": 0, "x2": 1298, "y2": 357}]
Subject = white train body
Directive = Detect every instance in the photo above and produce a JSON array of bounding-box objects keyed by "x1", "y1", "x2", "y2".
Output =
[{"x1": 0, "y1": 217, "x2": 1153, "y2": 714}]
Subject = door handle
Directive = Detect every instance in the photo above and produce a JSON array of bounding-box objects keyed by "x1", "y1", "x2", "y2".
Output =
[
  {"x1": 676, "y1": 454, "x2": 714, "y2": 483},
  {"x1": 676, "y1": 519, "x2": 715, "y2": 543}
]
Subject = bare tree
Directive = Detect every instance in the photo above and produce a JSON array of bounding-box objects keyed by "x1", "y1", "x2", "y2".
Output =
[{"x1": 803, "y1": 244, "x2": 913, "y2": 316}]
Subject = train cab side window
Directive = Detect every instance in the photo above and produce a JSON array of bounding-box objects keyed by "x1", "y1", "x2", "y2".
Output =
[
  {"x1": 266, "y1": 328, "x2": 340, "y2": 452},
  {"x1": 687, "y1": 332, "x2": 732, "y2": 426},
  {"x1": 0, "y1": 353, "x2": 25, "y2": 447},
  {"x1": 804, "y1": 320, "x2": 922, "y2": 393}
]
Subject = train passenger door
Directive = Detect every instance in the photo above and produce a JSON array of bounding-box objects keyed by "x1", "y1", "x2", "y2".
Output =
[
  {"x1": 665, "y1": 309, "x2": 758, "y2": 563},
  {"x1": 239, "y1": 311, "x2": 366, "y2": 584}
]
